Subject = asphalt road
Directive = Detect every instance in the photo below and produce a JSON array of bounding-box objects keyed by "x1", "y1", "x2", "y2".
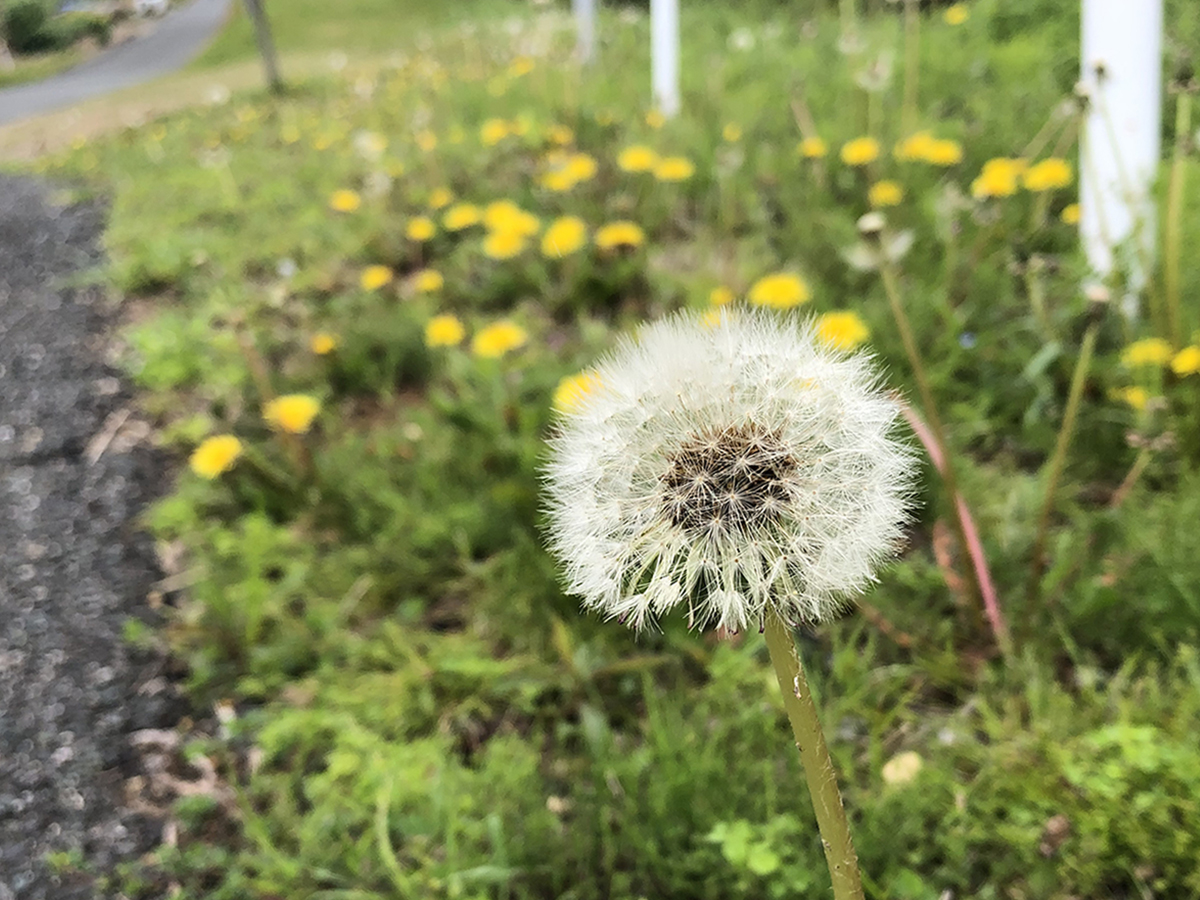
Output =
[{"x1": 0, "y1": 0, "x2": 232, "y2": 127}]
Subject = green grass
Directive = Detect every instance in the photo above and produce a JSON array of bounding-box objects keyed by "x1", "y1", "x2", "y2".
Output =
[
  {"x1": 0, "y1": 46, "x2": 83, "y2": 89},
  {"x1": 192, "y1": 0, "x2": 510, "y2": 69},
  {"x1": 37, "y1": 0, "x2": 1200, "y2": 897}
]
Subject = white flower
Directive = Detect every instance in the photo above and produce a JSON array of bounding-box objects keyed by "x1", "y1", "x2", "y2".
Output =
[{"x1": 543, "y1": 310, "x2": 915, "y2": 632}]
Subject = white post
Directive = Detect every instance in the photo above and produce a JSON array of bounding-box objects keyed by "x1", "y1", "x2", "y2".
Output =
[
  {"x1": 572, "y1": 0, "x2": 597, "y2": 64},
  {"x1": 1079, "y1": 0, "x2": 1163, "y2": 299},
  {"x1": 651, "y1": 0, "x2": 680, "y2": 117}
]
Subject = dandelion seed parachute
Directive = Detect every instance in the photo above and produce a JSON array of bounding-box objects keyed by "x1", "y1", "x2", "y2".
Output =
[{"x1": 543, "y1": 309, "x2": 915, "y2": 632}]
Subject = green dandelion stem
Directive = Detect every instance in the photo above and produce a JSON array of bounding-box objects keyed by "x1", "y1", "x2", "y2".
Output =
[
  {"x1": 1164, "y1": 90, "x2": 1191, "y2": 348},
  {"x1": 763, "y1": 614, "x2": 865, "y2": 900},
  {"x1": 1027, "y1": 322, "x2": 1098, "y2": 606}
]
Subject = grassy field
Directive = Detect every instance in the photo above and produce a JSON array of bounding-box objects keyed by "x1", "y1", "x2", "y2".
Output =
[{"x1": 30, "y1": 0, "x2": 1200, "y2": 897}]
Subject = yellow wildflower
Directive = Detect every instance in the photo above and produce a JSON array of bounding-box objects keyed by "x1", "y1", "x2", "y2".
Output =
[
  {"x1": 894, "y1": 131, "x2": 935, "y2": 162},
  {"x1": 816, "y1": 311, "x2": 870, "y2": 350},
  {"x1": 1061, "y1": 203, "x2": 1081, "y2": 225},
  {"x1": 483, "y1": 230, "x2": 528, "y2": 260},
  {"x1": 645, "y1": 109, "x2": 666, "y2": 129},
  {"x1": 840, "y1": 137, "x2": 881, "y2": 167},
  {"x1": 553, "y1": 371, "x2": 603, "y2": 413},
  {"x1": 654, "y1": 156, "x2": 696, "y2": 182},
  {"x1": 263, "y1": 394, "x2": 321, "y2": 434},
  {"x1": 484, "y1": 201, "x2": 540, "y2": 236},
  {"x1": 1112, "y1": 386, "x2": 1149, "y2": 411},
  {"x1": 1023, "y1": 158, "x2": 1073, "y2": 192},
  {"x1": 310, "y1": 333, "x2": 338, "y2": 355},
  {"x1": 618, "y1": 145, "x2": 659, "y2": 172},
  {"x1": 509, "y1": 56, "x2": 534, "y2": 77},
  {"x1": 547, "y1": 124, "x2": 574, "y2": 145},
  {"x1": 189, "y1": 435, "x2": 242, "y2": 479},
  {"x1": 797, "y1": 136, "x2": 828, "y2": 159},
  {"x1": 869, "y1": 180, "x2": 905, "y2": 207},
  {"x1": 416, "y1": 130, "x2": 438, "y2": 152},
  {"x1": 881, "y1": 751, "x2": 923, "y2": 786},
  {"x1": 427, "y1": 187, "x2": 454, "y2": 210},
  {"x1": 471, "y1": 320, "x2": 528, "y2": 358},
  {"x1": 413, "y1": 269, "x2": 444, "y2": 293},
  {"x1": 425, "y1": 314, "x2": 465, "y2": 348},
  {"x1": 748, "y1": 272, "x2": 811, "y2": 310},
  {"x1": 566, "y1": 153, "x2": 598, "y2": 182},
  {"x1": 925, "y1": 138, "x2": 964, "y2": 166},
  {"x1": 480, "y1": 118, "x2": 511, "y2": 146},
  {"x1": 595, "y1": 221, "x2": 646, "y2": 251},
  {"x1": 1171, "y1": 345, "x2": 1200, "y2": 376},
  {"x1": 709, "y1": 286, "x2": 735, "y2": 306},
  {"x1": 406, "y1": 217, "x2": 437, "y2": 241},
  {"x1": 360, "y1": 265, "x2": 394, "y2": 291},
  {"x1": 542, "y1": 216, "x2": 589, "y2": 258},
  {"x1": 329, "y1": 189, "x2": 361, "y2": 213},
  {"x1": 541, "y1": 168, "x2": 577, "y2": 192},
  {"x1": 971, "y1": 158, "x2": 1026, "y2": 199},
  {"x1": 723, "y1": 123, "x2": 743, "y2": 142},
  {"x1": 443, "y1": 203, "x2": 481, "y2": 231},
  {"x1": 1121, "y1": 338, "x2": 1173, "y2": 368},
  {"x1": 944, "y1": 3, "x2": 968, "y2": 25}
]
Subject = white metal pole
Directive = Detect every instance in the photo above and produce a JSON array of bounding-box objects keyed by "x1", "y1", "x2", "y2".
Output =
[
  {"x1": 651, "y1": 0, "x2": 680, "y2": 117},
  {"x1": 572, "y1": 0, "x2": 596, "y2": 64},
  {"x1": 1079, "y1": 0, "x2": 1163, "y2": 300}
]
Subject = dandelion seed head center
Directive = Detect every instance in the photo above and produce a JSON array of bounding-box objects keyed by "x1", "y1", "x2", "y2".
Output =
[{"x1": 661, "y1": 424, "x2": 796, "y2": 533}]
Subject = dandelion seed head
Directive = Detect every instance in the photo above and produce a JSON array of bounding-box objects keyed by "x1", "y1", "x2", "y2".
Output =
[{"x1": 543, "y1": 309, "x2": 916, "y2": 632}]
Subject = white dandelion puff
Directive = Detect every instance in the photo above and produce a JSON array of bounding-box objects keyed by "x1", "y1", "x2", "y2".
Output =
[{"x1": 543, "y1": 309, "x2": 916, "y2": 632}]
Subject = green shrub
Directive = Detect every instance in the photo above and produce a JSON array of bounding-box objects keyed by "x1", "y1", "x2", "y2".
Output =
[{"x1": 2, "y1": 0, "x2": 52, "y2": 53}]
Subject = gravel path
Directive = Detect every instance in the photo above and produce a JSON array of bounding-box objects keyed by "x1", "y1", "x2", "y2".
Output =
[
  {"x1": 0, "y1": 0, "x2": 232, "y2": 126},
  {"x1": 0, "y1": 176, "x2": 184, "y2": 899}
]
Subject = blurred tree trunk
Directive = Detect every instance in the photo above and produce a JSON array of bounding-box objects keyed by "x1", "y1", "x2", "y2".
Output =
[{"x1": 242, "y1": 0, "x2": 283, "y2": 94}]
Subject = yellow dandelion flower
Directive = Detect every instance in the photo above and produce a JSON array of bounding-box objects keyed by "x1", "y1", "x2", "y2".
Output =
[
  {"x1": 748, "y1": 272, "x2": 811, "y2": 310},
  {"x1": 1061, "y1": 203, "x2": 1081, "y2": 225},
  {"x1": 893, "y1": 131, "x2": 935, "y2": 162},
  {"x1": 542, "y1": 216, "x2": 589, "y2": 258},
  {"x1": 944, "y1": 3, "x2": 968, "y2": 25},
  {"x1": 924, "y1": 138, "x2": 963, "y2": 166},
  {"x1": 1112, "y1": 386, "x2": 1150, "y2": 411},
  {"x1": 816, "y1": 311, "x2": 870, "y2": 350},
  {"x1": 547, "y1": 124, "x2": 575, "y2": 145},
  {"x1": 554, "y1": 370, "x2": 603, "y2": 413},
  {"x1": 1023, "y1": 158, "x2": 1073, "y2": 192},
  {"x1": 263, "y1": 394, "x2": 321, "y2": 434},
  {"x1": 797, "y1": 136, "x2": 828, "y2": 159},
  {"x1": 406, "y1": 217, "x2": 437, "y2": 241},
  {"x1": 443, "y1": 203, "x2": 482, "y2": 231},
  {"x1": 645, "y1": 109, "x2": 666, "y2": 129},
  {"x1": 471, "y1": 320, "x2": 528, "y2": 358},
  {"x1": 416, "y1": 130, "x2": 438, "y2": 152},
  {"x1": 413, "y1": 269, "x2": 444, "y2": 293},
  {"x1": 1170, "y1": 345, "x2": 1200, "y2": 376},
  {"x1": 595, "y1": 221, "x2": 646, "y2": 251},
  {"x1": 480, "y1": 118, "x2": 511, "y2": 146},
  {"x1": 1121, "y1": 338, "x2": 1173, "y2": 368},
  {"x1": 540, "y1": 168, "x2": 577, "y2": 192},
  {"x1": 329, "y1": 189, "x2": 361, "y2": 213},
  {"x1": 425, "y1": 314, "x2": 465, "y2": 348},
  {"x1": 869, "y1": 180, "x2": 905, "y2": 207},
  {"x1": 618, "y1": 145, "x2": 659, "y2": 173},
  {"x1": 189, "y1": 435, "x2": 242, "y2": 479},
  {"x1": 310, "y1": 333, "x2": 338, "y2": 355},
  {"x1": 654, "y1": 156, "x2": 696, "y2": 182},
  {"x1": 566, "y1": 153, "x2": 598, "y2": 182},
  {"x1": 427, "y1": 187, "x2": 454, "y2": 210},
  {"x1": 723, "y1": 123, "x2": 743, "y2": 142},
  {"x1": 709, "y1": 286, "x2": 735, "y2": 306},
  {"x1": 971, "y1": 157, "x2": 1026, "y2": 199},
  {"x1": 841, "y1": 137, "x2": 881, "y2": 167},
  {"x1": 483, "y1": 230, "x2": 528, "y2": 260},
  {"x1": 360, "y1": 265, "x2": 394, "y2": 291},
  {"x1": 509, "y1": 56, "x2": 534, "y2": 77},
  {"x1": 484, "y1": 201, "x2": 540, "y2": 236}
]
